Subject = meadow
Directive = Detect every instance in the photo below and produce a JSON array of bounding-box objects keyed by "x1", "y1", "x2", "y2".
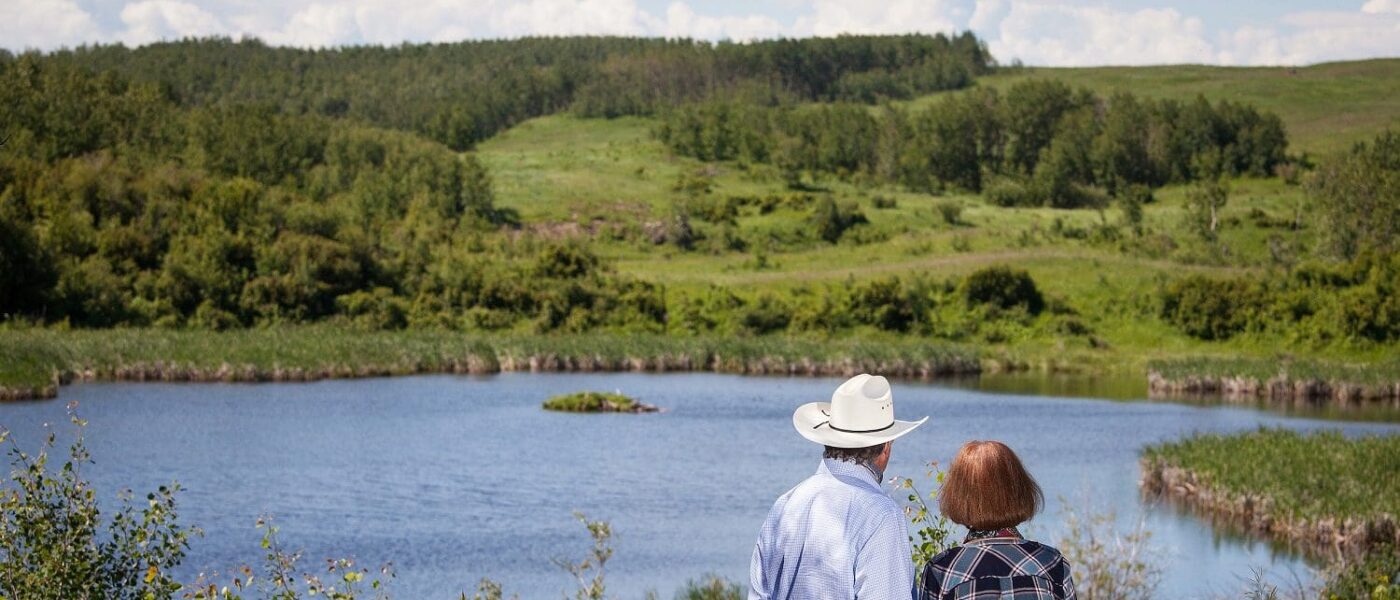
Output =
[
  {"x1": 1142, "y1": 429, "x2": 1400, "y2": 557},
  {"x1": 0, "y1": 327, "x2": 982, "y2": 398},
  {"x1": 474, "y1": 60, "x2": 1399, "y2": 392},
  {"x1": 906, "y1": 59, "x2": 1400, "y2": 158},
  {"x1": 2, "y1": 40, "x2": 1397, "y2": 401}
]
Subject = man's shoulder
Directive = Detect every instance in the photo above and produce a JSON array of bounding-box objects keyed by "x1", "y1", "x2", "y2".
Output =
[{"x1": 795, "y1": 469, "x2": 900, "y2": 516}]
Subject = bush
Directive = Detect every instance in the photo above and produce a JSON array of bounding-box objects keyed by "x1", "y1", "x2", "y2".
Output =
[
  {"x1": 935, "y1": 200, "x2": 962, "y2": 225},
  {"x1": 675, "y1": 575, "x2": 744, "y2": 600},
  {"x1": 962, "y1": 266, "x2": 1044, "y2": 314},
  {"x1": 809, "y1": 197, "x2": 868, "y2": 243},
  {"x1": 0, "y1": 404, "x2": 197, "y2": 600},
  {"x1": 983, "y1": 178, "x2": 1034, "y2": 207},
  {"x1": 542, "y1": 391, "x2": 647, "y2": 413},
  {"x1": 740, "y1": 294, "x2": 792, "y2": 334},
  {"x1": 1322, "y1": 543, "x2": 1399, "y2": 600},
  {"x1": 1308, "y1": 130, "x2": 1399, "y2": 259},
  {"x1": 849, "y1": 276, "x2": 921, "y2": 332},
  {"x1": 1159, "y1": 275, "x2": 1261, "y2": 340}
]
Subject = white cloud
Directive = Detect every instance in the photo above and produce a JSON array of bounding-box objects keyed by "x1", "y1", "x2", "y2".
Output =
[
  {"x1": 1219, "y1": 10, "x2": 1400, "y2": 65},
  {"x1": 982, "y1": 1, "x2": 1400, "y2": 66},
  {"x1": 793, "y1": 0, "x2": 960, "y2": 36},
  {"x1": 662, "y1": 2, "x2": 787, "y2": 41},
  {"x1": 1362, "y1": 0, "x2": 1400, "y2": 14},
  {"x1": 991, "y1": 3, "x2": 1214, "y2": 66},
  {"x1": 0, "y1": 0, "x2": 102, "y2": 51},
  {"x1": 969, "y1": 0, "x2": 1006, "y2": 31},
  {"x1": 261, "y1": 3, "x2": 359, "y2": 48},
  {"x1": 119, "y1": 0, "x2": 225, "y2": 46},
  {"x1": 2, "y1": 0, "x2": 1398, "y2": 67}
]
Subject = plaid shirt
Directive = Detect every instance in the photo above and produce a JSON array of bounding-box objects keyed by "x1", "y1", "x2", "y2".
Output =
[{"x1": 916, "y1": 532, "x2": 1077, "y2": 600}]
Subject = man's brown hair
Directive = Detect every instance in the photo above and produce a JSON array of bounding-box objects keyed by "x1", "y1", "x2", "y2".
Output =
[{"x1": 938, "y1": 440, "x2": 1043, "y2": 530}]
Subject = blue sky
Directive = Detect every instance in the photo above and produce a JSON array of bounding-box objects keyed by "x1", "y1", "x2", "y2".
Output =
[{"x1": 3, "y1": 0, "x2": 1398, "y2": 66}]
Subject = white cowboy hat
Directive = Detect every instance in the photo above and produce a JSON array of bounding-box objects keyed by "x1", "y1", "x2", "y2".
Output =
[{"x1": 793, "y1": 374, "x2": 928, "y2": 448}]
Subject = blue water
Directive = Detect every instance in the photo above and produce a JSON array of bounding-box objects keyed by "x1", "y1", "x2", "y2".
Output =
[{"x1": 0, "y1": 372, "x2": 1394, "y2": 599}]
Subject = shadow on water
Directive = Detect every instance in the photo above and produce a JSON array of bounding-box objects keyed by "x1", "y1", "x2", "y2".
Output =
[
  {"x1": 1142, "y1": 488, "x2": 1349, "y2": 568},
  {"x1": 939, "y1": 371, "x2": 1149, "y2": 401},
  {"x1": 938, "y1": 372, "x2": 1400, "y2": 423}
]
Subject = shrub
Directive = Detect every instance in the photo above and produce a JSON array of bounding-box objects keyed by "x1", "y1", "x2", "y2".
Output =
[
  {"x1": 542, "y1": 391, "x2": 651, "y2": 413},
  {"x1": 1158, "y1": 275, "x2": 1261, "y2": 340},
  {"x1": 1322, "y1": 543, "x2": 1399, "y2": 600},
  {"x1": 809, "y1": 196, "x2": 868, "y2": 243},
  {"x1": 740, "y1": 294, "x2": 792, "y2": 334},
  {"x1": 336, "y1": 287, "x2": 409, "y2": 330},
  {"x1": 983, "y1": 178, "x2": 1034, "y2": 207},
  {"x1": 935, "y1": 200, "x2": 963, "y2": 225},
  {"x1": 849, "y1": 276, "x2": 921, "y2": 332},
  {"x1": 0, "y1": 403, "x2": 197, "y2": 600},
  {"x1": 871, "y1": 195, "x2": 897, "y2": 209},
  {"x1": 1308, "y1": 130, "x2": 1399, "y2": 259},
  {"x1": 962, "y1": 266, "x2": 1044, "y2": 314},
  {"x1": 1056, "y1": 504, "x2": 1161, "y2": 600},
  {"x1": 675, "y1": 575, "x2": 744, "y2": 600}
]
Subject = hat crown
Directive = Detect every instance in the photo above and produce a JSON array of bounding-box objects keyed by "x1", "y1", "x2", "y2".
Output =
[{"x1": 829, "y1": 374, "x2": 894, "y2": 433}]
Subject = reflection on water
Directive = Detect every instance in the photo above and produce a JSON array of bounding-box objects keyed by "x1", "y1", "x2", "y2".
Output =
[
  {"x1": 0, "y1": 372, "x2": 1395, "y2": 599},
  {"x1": 957, "y1": 371, "x2": 1400, "y2": 423},
  {"x1": 946, "y1": 372, "x2": 1149, "y2": 401}
]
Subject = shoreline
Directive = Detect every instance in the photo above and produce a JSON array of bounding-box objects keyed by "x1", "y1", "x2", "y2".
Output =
[
  {"x1": 3, "y1": 329, "x2": 1397, "y2": 407},
  {"x1": 0, "y1": 329, "x2": 985, "y2": 400},
  {"x1": 1147, "y1": 371, "x2": 1400, "y2": 406},
  {"x1": 1139, "y1": 458, "x2": 1399, "y2": 560}
]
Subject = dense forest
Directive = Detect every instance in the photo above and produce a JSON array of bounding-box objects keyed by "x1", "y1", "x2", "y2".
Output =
[
  {"x1": 658, "y1": 82, "x2": 1287, "y2": 205},
  {"x1": 0, "y1": 35, "x2": 1395, "y2": 347},
  {"x1": 6, "y1": 34, "x2": 991, "y2": 150},
  {"x1": 0, "y1": 34, "x2": 984, "y2": 330}
]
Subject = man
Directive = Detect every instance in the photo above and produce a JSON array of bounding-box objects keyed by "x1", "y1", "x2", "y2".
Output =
[{"x1": 750, "y1": 373, "x2": 929, "y2": 600}]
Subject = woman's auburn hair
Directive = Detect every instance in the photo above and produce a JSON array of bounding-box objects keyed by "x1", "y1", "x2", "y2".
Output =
[{"x1": 938, "y1": 440, "x2": 1044, "y2": 530}]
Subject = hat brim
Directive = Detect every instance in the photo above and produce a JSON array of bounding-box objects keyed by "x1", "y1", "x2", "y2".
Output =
[{"x1": 792, "y1": 402, "x2": 928, "y2": 448}]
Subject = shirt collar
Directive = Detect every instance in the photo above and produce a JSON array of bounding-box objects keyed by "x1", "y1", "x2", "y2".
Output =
[
  {"x1": 818, "y1": 458, "x2": 885, "y2": 493},
  {"x1": 964, "y1": 527, "x2": 1025, "y2": 546}
]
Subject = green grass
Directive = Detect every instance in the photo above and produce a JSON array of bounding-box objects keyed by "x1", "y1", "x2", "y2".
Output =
[
  {"x1": 542, "y1": 391, "x2": 642, "y2": 412},
  {"x1": 0, "y1": 326, "x2": 981, "y2": 396},
  {"x1": 1143, "y1": 428, "x2": 1400, "y2": 522},
  {"x1": 470, "y1": 110, "x2": 1393, "y2": 379},
  {"x1": 6, "y1": 60, "x2": 1397, "y2": 396},
  {"x1": 1149, "y1": 355, "x2": 1400, "y2": 387},
  {"x1": 906, "y1": 60, "x2": 1400, "y2": 158}
]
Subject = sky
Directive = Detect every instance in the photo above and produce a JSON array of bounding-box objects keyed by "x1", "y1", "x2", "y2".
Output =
[{"x1": 2, "y1": 0, "x2": 1398, "y2": 66}]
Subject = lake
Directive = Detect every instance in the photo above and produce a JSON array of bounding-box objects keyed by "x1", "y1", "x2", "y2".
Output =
[{"x1": 1, "y1": 372, "x2": 1395, "y2": 598}]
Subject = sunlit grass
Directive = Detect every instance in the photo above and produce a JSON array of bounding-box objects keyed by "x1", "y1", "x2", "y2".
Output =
[
  {"x1": 0, "y1": 326, "x2": 983, "y2": 396},
  {"x1": 1143, "y1": 428, "x2": 1400, "y2": 522},
  {"x1": 905, "y1": 60, "x2": 1400, "y2": 158}
]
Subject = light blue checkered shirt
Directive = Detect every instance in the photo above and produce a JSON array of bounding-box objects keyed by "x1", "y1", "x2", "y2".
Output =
[{"x1": 749, "y1": 458, "x2": 914, "y2": 600}]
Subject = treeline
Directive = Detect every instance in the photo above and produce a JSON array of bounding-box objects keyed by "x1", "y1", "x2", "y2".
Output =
[
  {"x1": 0, "y1": 57, "x2": 663, "y2": 330},
  {"x1": 11, "y1": 33, "x2": 991, "y2": 150},
  {"x1": 658, "y1": 80, "x2": 1288, "y2": 206}
]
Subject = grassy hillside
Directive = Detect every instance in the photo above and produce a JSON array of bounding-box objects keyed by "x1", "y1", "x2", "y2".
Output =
[
  {"x1": 905, "y1": 60, "x2": 1400, "y2": 158},
  {"x1": 3, "y1": 53, "x2": 1395, "y2": 395},
  {"x1": 476, "y1": 103, "x2": 1393, "y2": 375}
]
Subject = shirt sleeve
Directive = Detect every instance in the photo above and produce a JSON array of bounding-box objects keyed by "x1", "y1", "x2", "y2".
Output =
[
  {"x1": 1057, "y1": 556, "x2": 1078, "y2": 600},
  {"x1": 854, "y1": 510, "x2": 915, "y2": 599},
  {"x1": 749, "y1": 536, "x2": 771, "y2": 600},
  {"x1": 916, "y1": 560, "x2": 943, "y2": 600}
]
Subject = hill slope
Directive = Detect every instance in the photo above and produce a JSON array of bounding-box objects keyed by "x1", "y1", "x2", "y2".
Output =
[{"x1": 907, "y1": 59, "x2": 1400, "y2": 157}]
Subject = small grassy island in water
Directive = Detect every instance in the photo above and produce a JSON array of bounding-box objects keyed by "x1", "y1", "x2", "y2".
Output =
[{"x1": 543, "y1": 391, "x2": 659, "y2": 413}]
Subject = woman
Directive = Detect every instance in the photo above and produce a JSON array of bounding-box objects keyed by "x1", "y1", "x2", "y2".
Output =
[{"x1": 917, "y1": 440, "x2": 1076, "y2": 600}]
